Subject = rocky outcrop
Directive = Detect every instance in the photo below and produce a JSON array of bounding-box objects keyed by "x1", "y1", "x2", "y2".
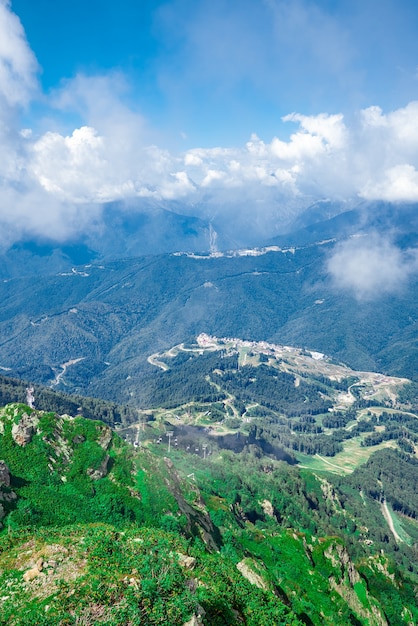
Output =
[
  {"x1": 260, "y1": 499, "x2": 274, "y2": 517},
  {"x1": 23, "y1": 558, "x2": 44, "y2": 583},
  {"x1": 11, "y1": 412, "x2": 39, "y2": 446},
  {"x1": 164, "y1": 457, "x2": 221, "y2": 552},
  {"x1": 324, "y1": 541, "x2": 360, "y2": 586},
  {"x1": 329, "y1": 577, "x2": 388, "y2": 626},
  {"x1": 177, "y1": 552, "x2": 196, "y2": 570},
  {"x1": 183, "y1": 616, "x2": 204, "y2": 626},
  {"x1": 182, "y1": 604, "x2": 206, "y2": 626},
  {"x1": 98, "y1": 426, "x2": 112, "y2": 450},
  {"x1": 324, "y1": 541, "x2": 388, "y2": 625},
  {"x1": 87, "y1": 455, "x2": 110, "y2": 480},
  {"x1": 0, "y1": 460, "x2": 17, "y2": 525},
  {"x1": 0, "y1": 461, "x2": 10, "y2": 487},
  {"x1": 237, "y1": 559, "x2": 268, "y2": 590}
]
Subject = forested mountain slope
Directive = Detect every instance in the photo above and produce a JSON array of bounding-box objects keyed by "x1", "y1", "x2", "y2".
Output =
[
  {"x1": 1, "y1": 239, "x2": 418, "y2": 404},
  {"x1": 1, "y1": 402, "x2": 418, "y2": 625}
]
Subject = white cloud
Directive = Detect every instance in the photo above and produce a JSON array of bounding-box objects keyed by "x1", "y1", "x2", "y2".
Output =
[
  {"x1": 184, "y1": 152, "x2": 203, "y2": 166},
  {"x1": 201, "y1": 169, "x2": 226, "y2": 187},
  {"x1": 0, "y1": 0, "x2": 38, "y2": 107},
  {"x1": 31, "y1": 127, "x2": 107, "y2": 199},
  {"x1": 361, "y1": 164, "x2": 418, "y2": 203},
  {"x1": 356, "y1": 102, "x2": 418, "y2": 202},
  {"x1": 3, "y1": 1, "x2": 418, "y2": 247},
  {"x1": 159, "y1": 171, "x2": 195, "y2": 199},
  {"x1": 361, "y1": 105, "x2": 387, "y2": 128},
  {"x1": 15, "y1": 99, "x2": 418, "y2": 241},
  {"x1": 327, "y1": 234, "x2": 418, "y2": 300},
  {"x1": 282, "y1": 112, "x2": 347, "y2": 150}
]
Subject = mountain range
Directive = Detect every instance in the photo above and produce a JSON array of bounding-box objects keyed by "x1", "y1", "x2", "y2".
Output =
[
  {"x1": 1, "y1": 199, "x2": 418, "y2": 624},
  {"x1": 0, "y1": 200, "x2": 417, "y2": 403}
]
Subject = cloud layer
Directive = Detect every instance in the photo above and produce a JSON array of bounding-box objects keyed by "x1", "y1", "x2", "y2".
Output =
[
  {"x1": 23, "y1": 96, "x2": 418, "y2": 222},
  {"x1": 1, "y1": 1, "x2": 418, "y2": 253},
  {"x1": 326, "y1": 234, "x2": 418, "y2": 300}
]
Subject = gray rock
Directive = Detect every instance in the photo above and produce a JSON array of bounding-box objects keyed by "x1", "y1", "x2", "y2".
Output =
[
  {"x1": 11, "y1": 413, "x2": 38, "y2": 446},
  {"x1": 183, "y1": 615, "x2": 204, "y2": 626},
  {"x1": 98, "y1": 427, "x2": 112, "y2": 450},
  {"x1": 177, "y1": 552, "x2": 196, "y2": 570},
  {"x1": 87, "y1": 454, "x2": 110, "y2": 480},
  {"x1": 0, "y1": 460, "x2": 10, "y2": 487}
]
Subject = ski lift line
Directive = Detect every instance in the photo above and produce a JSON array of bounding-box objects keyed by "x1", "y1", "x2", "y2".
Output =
[{"x1": 166, "y1": 431, "x2": 174, "y2": 452}]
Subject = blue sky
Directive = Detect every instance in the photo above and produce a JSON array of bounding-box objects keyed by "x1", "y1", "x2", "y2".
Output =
[
  {"x1": 1, "y1": 0, "x2": 418, "y2": 266},
  {"x1": 11, "y1": 0, "x2": 418, "y2": 146}
]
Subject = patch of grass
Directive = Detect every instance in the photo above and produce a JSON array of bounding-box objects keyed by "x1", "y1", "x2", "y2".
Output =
[
  {"x1": 387, "y1": 505, "x2": 414, "y2": 546},
  {"x1": 354, "y1": 580, "x2": 369, "y2": 607},
  {"x1": 296, "y1": 438, "x2": 398, "y2": 474}
]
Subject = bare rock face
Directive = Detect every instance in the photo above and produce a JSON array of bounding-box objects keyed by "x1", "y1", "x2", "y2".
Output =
[
  {"x1": 87, "y1": 455, "x2": 110, "y2": 480},
  {"x1": 98, "y1": 426, "x2": 113, "y2": 450},
  {"x1": 260, "y1": 499, "x2": 274, "y2": 517},
  {"x1": 177, "y1": 552, "x2": 196, "y2": 570},
  {"x1": 0, "y1": 460, "x2": 17, "y2": 524},
  {"x1": 23, "y1": 558, "x2": 44, "y2": 583},
  {"x1": 183, "y1": 616, "x2": 204, "y2": 626},
  {"x1": 11, "y1": 412, "x2": 39, "y2": 446},
  {"x1": 237, "y1": 559, "x2": 268, "y2": 590},
  {"x1": 324, "y1": 542, "x2": 360, "y2": 587},
  {"x1": 0, "y1": 460, "x2": 10, "y2": 487}
]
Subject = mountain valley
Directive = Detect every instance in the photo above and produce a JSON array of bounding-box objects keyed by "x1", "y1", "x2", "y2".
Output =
[
  {"x1": 1, "y1": 202, "x2": 418, "y2": 624},
  {"x1": 2, "y1": 221, "x2": 418, "y2": 406}
]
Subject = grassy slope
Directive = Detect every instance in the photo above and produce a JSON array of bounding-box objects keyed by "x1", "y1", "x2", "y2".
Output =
[{"x1": 1, "y1": 404, "x2": 418, "y2": 624}]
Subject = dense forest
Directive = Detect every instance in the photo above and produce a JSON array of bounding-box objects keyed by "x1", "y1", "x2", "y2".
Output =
[
  {"x1": 0, "y1": 374, "x2": 138, "y2": 426},
  {"x1": 2, "y1": 239, "x2": 418, "y2": 404}
]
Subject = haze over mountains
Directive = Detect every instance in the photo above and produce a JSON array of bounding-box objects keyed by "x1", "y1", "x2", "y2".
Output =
[{"x1": 0, "y1": 199, "x2": 417, "y2": 405}]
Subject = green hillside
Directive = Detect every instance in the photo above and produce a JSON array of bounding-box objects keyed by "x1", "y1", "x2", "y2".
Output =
[
  {"x1": 1, "y1": 402, "x2": 418, "y2": 625},
  {"x1": 1, "y1": 243, "x2": 418, "y2": 405},
  {"x1": 118, "y1": 335, "x2": 418, "y2": 472}
]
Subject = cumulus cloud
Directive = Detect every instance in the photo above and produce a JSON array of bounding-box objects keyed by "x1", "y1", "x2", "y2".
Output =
[
  {"x1": 326, "y1": 234, "x2": 418, "y2": 300},
  {"x1": 361, "y1": 164, "x2": 418, "y2": 202},
  {"x1": 0, "y1": 5, "x2": 107, "y2": 248},
  {"x1": 3, "y1": 2, "x2": 418, "y2": 248},
  {"x1": 9, "y1": 97, "x2": 418, "y2": 245},
  {"x1": 357, "y1": 102, "x2": 418, "y2": 201},
  {"x1": 0, "y1": 0, "x2": 38, "y2": 107}
]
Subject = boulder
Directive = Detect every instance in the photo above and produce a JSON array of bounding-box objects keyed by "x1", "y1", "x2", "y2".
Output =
[
  {"x1": 177, "y1": 552, "x2": 196, "y2": 570},
  {"x1": 183, "y1": 616, "x2": 204, "y2": 626},
  {"x1": 23, "y1": 558, "x2": 44, "y2": 583},
  {"x1": 12, "y1": 413, "x2": 38, "y2": 446},
  {"x1": 0, "y1": 460, "x2": 10, "y2": 487},
  {"x1": 87, "y1": 454, "x2": 110, "y2": 480}
]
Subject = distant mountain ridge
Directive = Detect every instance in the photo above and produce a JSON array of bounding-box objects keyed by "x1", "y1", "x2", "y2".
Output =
[
  {"x1": 0, "y1": 203, "x2": 215, "y2": 279},
  {"x1": 0, "y1": 243, "x2": 418, "y2": 402},
  {"x1": 0, "y1": 199, "x2": 418, "y2": 401},
  {"x1": 4, "y1": 198, "x2": 417, "y2": 278}
]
